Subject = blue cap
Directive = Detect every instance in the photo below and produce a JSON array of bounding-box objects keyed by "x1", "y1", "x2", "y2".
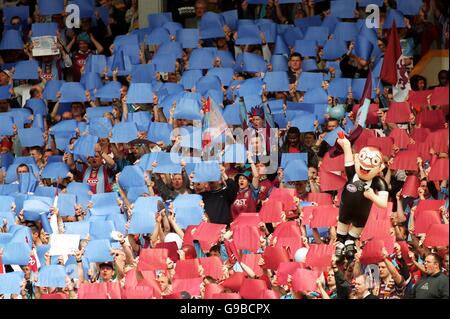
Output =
[
  {"x1": 206, "y1": 68, "x2": 234, "y2": 87},
  {"x1": 91, "y1": 192, "x2": 120, "y2": 216},
  {"x1": 241, "y1": 52, "x2": 267, "y2": 73},
  {"x1": 57, "y1": 193, "x2": 76, "y2": 217},
  {"x1": 0, "y1": 272, "x2": 24, "y2": 295},
  {"x1": 176, "y1": 28, "x2": 199, "y2": 49},
  {"x1": 38, "y1": 0, "x2": 65, "y2": 15},
  {"x1": 32, "y1": 23, "x2": 57, "y2": 37},
  {"x1": 41, "y1": 162, "x2": 70, "y2": 180},
  {"x1": 333, "y1": 22, "x2": 357, "y2": 42},
  {"x1": 274, "y1": 34, "x2": 289, "y2": 56},
  {"x1": 236, "y1": 24, "x2": 262, "y2": 45},
  {"x1": 12, "y1": 60, "x2": 39, "y2": 80},
  {"x1": 264, "y1": 71, "x2": 289, "y2": 92},
  {"x1": 397, "y1": 0, "x2": 422, "y2": 16},
  {"x1": 25, "y1": 98, "x2": 48, "y2": 116},
  {"x1": 2, "y1": 242, "x2": 32, "y2": 265},
  {"x1": 291, "y1": 112, "x2": 316, "y2": 133},
  {"x1": 118, "y1": 165, "x2": 145, "y2": 191},
  {"x1": 281, "y1": 152, "x2": 308, "y2": 169},
  {"x1": 0, "y1": 114, "x2": 14, "y2": 136},
  {"x1": 189, "y1": 48, "x2": 215, "y2": 70},
  {"x1": 84, "y1": 239, "x2": 113, "y2": 263},
  {"x1": 127, "y1": 83, "x2": 154, "y2": 104},
  {"x1": 4, "y1": 6, "x2": 29, "y2": 26},
  {"x1": 181, "y1": 69, "x2": 203, "y2": 90},
  {"x1": 0, "y1": 30, "x2": 24, "y2": 50},
  {"x1": 110, "y1": 122, "x2": 138, "y2": 144},
  {"x1": 303, "y1": 88, "x2": 329, "y2": 104},
  {"x1": 145, "y1": 27, "x2": 171, "y2": 46},
  {"x1": 199, "y1": 12, "x2": 225, "y2": 39},
  {"x1": 148, "y1": 12, "x2": 173, "y2": 28},
  {"x1": 195, "y1": 75, "x2": 222, "y2": 96},
  {"x1": 297, "y1": 72, "x2": 324, "y2": 92},
  {"x1": 73, "y1": 135, "x2": 98, "y2": 158},
  {"x1": 59, "y1": 82, "x2": 88, "y2": 103},
  {"x1": 328, "y1": 78, "x2": 351, "y2": 99},
  {"x1": 283, "y1": 159, "x2": 308, "y2": 182},
  {"x1": 223, "y1": 143, "x2": 246, "y2": 163},
  {"x1": 303, "y1": 26, "x2": 329, "y2": 45},
  {"x1": 43, "y1": 80, "x2": 64, "y2": 101},
  {"x1": 221, "y1": 10, "x2": 238, "y2": 30},
  {"x1": 294, "y1": 15, "x2": 322, "y2": 30},
  {"x1": 131, "y1": 64, "x2": 156, "y2": 84},
  {"x1": 330, "y1": 0, "x2": 356, "y2": 19},
  {"x1": 152, "y1": 152, "x2": 181, "y2": 174},
  {"x1": 85, "y1": 55, "x2": 107, "y2": 74},
  {"x1": 63, "y1": 221, "x2": 90, "y2": 239},
  {"x1": 18, "y1": 127, "x2": 44, "y2": 147},
  {"x1": 147, "y1": 122, "x2": 173, "y2": 145},
  {"x1": 89, "y1": 220, "x2": 116, "y2": 241},
  {"x1": 95, "y1": 81, "x2": 121, "y2": 101},
  {"x1": 294, "y1": 40, "x2": 317, "y2": 58},
  {"x1": 152, "y1": 52, "x2": 176, "y2": 73},
  {"x1": 323, "y1": 126, "x2": 346, "y2": 146},
  {"x1": 173, "y1": 194, "x2": 204, "y2": 228},
  {"x1": 192, "y1": 161, "x2": 221, "y2": 182},
  {"x1": 383, "y1": 10, "x2": 405, "y2": 29},
  {"x1": 322, "y1": 39, "x2": 347, "y2": 60}
]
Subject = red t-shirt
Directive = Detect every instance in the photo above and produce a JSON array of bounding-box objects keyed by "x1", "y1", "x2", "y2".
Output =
[{"x1": 231, "y1": 187, "x2": 258, "y2": 220}]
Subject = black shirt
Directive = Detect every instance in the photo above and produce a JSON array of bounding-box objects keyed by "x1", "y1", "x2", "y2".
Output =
[
  {"x1": 200, "y1": 178, "x2": 237, "y2": 225},
  {"x1": 413, "y1": 272, "x2": 449, "y2": 299}
]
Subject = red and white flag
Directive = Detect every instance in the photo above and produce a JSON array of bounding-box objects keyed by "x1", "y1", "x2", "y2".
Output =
[{"x1": 380, "y1": 21, "x2": 411, "y2": 102}]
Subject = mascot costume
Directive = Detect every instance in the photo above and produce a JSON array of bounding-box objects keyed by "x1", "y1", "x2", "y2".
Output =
[{"x1": 335, "y1": 131, "x2": 389, "y2": 262}]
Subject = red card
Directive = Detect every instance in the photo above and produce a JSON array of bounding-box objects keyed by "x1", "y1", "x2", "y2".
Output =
[
  {"x1": 240, "y1": 253, "x2": 264, "y2": 278},
  {"x1": 414, "y1": 210, "x2": 441, "y2": 234},
  {"x1": 291, "y1": 268, "x2": 319, "y2": 292},
  {"x1": 154, "y1": 241, "x2": 180, "y2": 263},
  {"x1": 402, "y1": 175, "x2": 420, "y2": 197},
  {"x1": 397, "y1": 241, "x2": 413, "y2": 264},
  {"x1": 353, "y1": 129, "x2": 377, "y2": 153},
  {"x1": 182, "y1": 225, "x2": 196, "y2": 246},
  {"x1": 261, "y1": 289, "x2": 280, "y2": 299},
  {"x1": 306, "y1": 193, "x2": 333, "y2": 206},
  {"x1": 231, "y1": 213, "x2": 261, "y2": 230},
  {"x1": 391, "y1": 150, "x2": 419, "y2": 171},
  {"x1": 220, "y1": 272, "x2": 245, "y2": 291},
  {"x1": 361, "y1": 219, "x2": 392, "y2": 241},
  {"x1": 310, "y1": 205, "x2": 339, "y2": 228},
  {"x1": 122, "y1": 286, "x2": 153, "y2": 299},
  {"x1": 272, "y1": 221, "x2": 302, "y2": 239},
  {"x1": 416, "y1": 200, "x2": 446, "y2": 216},
  {"x1": 410, "y1": 127, "x2": 431, "y2": 143},
  {"x1": 428, "y1": 158, "x2": 449, "y2": 182},
  {"x1": 137, "y1": 248, "x2": 169, "y2": 271},
  {"x1": 408, "y1": 141, "x2": 432, "y2": 162},
  {"x1": 275, "y1": 237, "x2": 305, "y2": 260},
  {"x1": 276, "y1": 262, "x2": 304, "y2": 285},
  {"x1": 137, "y1": 273, "x2": 162, "y2": 298},
  {"x1": 262, "y1": 246, "x2": 290, "y2": 270},
  {"x1": 171, "y1": 277, "x2": 203, "y2": 296},
  {"x1": 199, "y1": 256, "x2": 224, "y2": 280},
  {"x1": 367, "y1": 136, "x2": 394, "y2": 157},
  {"x1": 416, "y1": 110, "x2": 446, "y2": 130},
  {"x1": 269, "y1": 188, "x2": 297, "y2": 211},
  {"x1": 370, "y1": 201, "x2": 393, "y2": 220},
  {"x1": 40, "y1": 293, "x2": 67, "y2": 299},
  {"x1": 211, "y1": 293, "x2": 241, "y2": 299},
  {"x1": 360, "y1": 239, "x2": 384, "y2": 265},
  {"x1": 260, "y1": 200, "x2": 284, "y2": 223},
  {"x1": 174, "y1": 259, "x2": 200, "y2": 279},
  {"x1": 301, "y1": 206, "x2": 316, "y2": 225},
  {"x1": 430, "y1": 86, "x2": 449, "y2": 106},
  {"x1": 428, "y1": 129, "x2": 449, "y2": 153},
  {"x1": 78, "y1": 283, "x2": 108, "y2": 299},
  {"x1": 305, "y1": 244, "x2": 334, "y2": 270},
  {"x1": 105, "y1": 282, "x2": 122, "y2": 299},
  {"x1": 124, "y1": 269, "x2": 138, "y2": 289},
  {"x1": 318, "y1": 170, "x2": 347, "y2": 192},
  {"x1": 378, "y1": 236, "x2": 396, "y2": 254},
  {"x1": 192, "y1": 222, "x2": 226, "y2": 252},
  {"x1": 389, "y1": 128, "x2": 411, "y2": 149},
  {"x1": 233, "y1": 225, "x2": 261, "y2": 252},
  {"x1": 204, "y1": 283, "x2": 224, "y2": 299},
  {"x1": 423, "y1": 224, "x2": 449, "y2": 247},
  {"x1": 352, "y1": 104, "x2": 379, "y2": 125},
  {"x1": 321, "y1": 152, "x2": 345, "y2": 172},
  {"x1": 385, "y1": 102, "x2": 412, "y2": 123},
  {"x1": 239, "y1": 278, "x2": 268, "y2": 299},
  {"x1": 408, "y1": 90, "x2": 433, "y2": 111}
]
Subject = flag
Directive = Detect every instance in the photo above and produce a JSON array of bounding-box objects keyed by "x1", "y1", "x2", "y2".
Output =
[
  {"x1": 355, "y1": 98, "x2": 371, "y2": 128},
  {"x1": 202, "y1": 97, "x2": 229, "y2": 151},
  {"x1": 27, "y1": 248, "x2": 40, "y2": 272},
  {"x1": 361, "y1": 69, "x2": 373, "y2": 103},
  {"x1": 380, "y1": 21, "x2": 410, "y2": 102}
]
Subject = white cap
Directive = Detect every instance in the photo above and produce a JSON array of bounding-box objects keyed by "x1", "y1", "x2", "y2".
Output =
[
  {"x1": 294, "y1": 247, "x2": 309, "y2": 263},
  {"x1": 164, "y1": 232, "x2": 183, "y2": 250}
]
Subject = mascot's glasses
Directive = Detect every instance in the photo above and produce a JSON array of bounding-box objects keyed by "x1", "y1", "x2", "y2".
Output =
[{"x1": 358, "y1": 151, "x2": 382, "y2": 166}]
